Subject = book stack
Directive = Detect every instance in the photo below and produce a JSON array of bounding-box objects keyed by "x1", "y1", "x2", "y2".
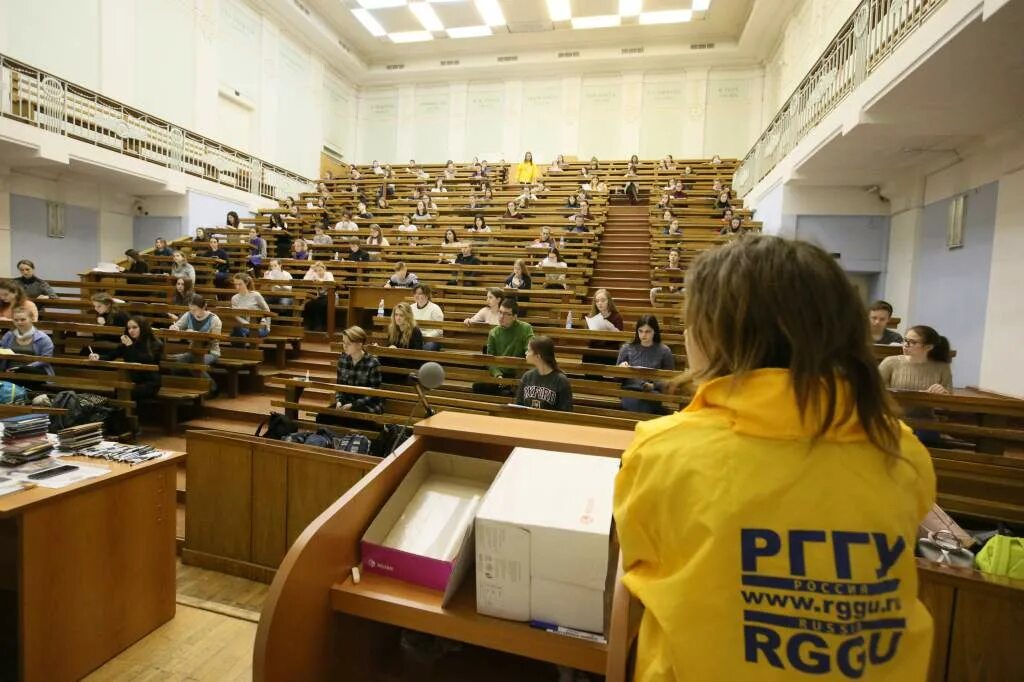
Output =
[
  {"x1": 1, "y1": 414, "x2": 54, "y2": 464},
  {"x1": 56, "y1": 422, "x2": 105, "y2": 451}
]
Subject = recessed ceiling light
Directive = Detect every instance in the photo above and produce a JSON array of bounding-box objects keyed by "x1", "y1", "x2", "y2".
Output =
[
  {"x1": 447, "y1": 24, "x2": 492, "y2": 38},
  {"x1": 638, "y1": 9, "x2": 693, "y2": 24},
  {"x1": 619, "y1": 0, "x2": 642, "y2": 17},
  {"x1": 474, "y1": 0, "x2": 505, "y2": 26},
  {"x1": 389, "y1": 30, "x2": 434, "y2": 42},
  {"x1": 546, "y1": 0, "x2": 571, "y2": 22},
  {"x1": 409, "y1": 2, "x2": 444, "y2": 31},
  {"x1": 428, "y1": 0, "x2": 464, "y2": 3},
  {"x1": 352, "y1": 8, "x2": 387, "y2": 36},
  {"x1": 358, "y1": 0, "x2": 406, "y2": 9},
  {"x1": 692, "y1": 0, "x2": 711, "y2": 10},
  {"x1": 571, "y1": 14, "x2": 621, "y2": 29}
]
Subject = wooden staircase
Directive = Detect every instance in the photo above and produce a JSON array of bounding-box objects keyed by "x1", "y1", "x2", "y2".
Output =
[{"x1": 589, "y1": 201, "x2": 651, "y2": 305}]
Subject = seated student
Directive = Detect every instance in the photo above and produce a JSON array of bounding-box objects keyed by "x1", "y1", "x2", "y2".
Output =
[
  {"x1": 660, "y1": 209, "x2": 674, "y2": 223},
  {"x1": 649, "y1": 249, "x2": 684, "y2": 305},
  {"x1": 665, "y1": 218, "x2": 682, "y2": 236},
  {"x1": 355, "y1": 201, "x2": 374, "y2": 220},
  {"x1": 269, "y1": 212, "x2": 287, "y2": 230},
  {"x1": 564, "y1": 194, "x2": 581, "y2": 211},
  {"x1": 879, "y1": 325, "x2": 952, "y2": 395},
  {"x1": 318, "y1": 326, "x2": 383, "y2": 427},
  {"x1": 593, "y1": 176, "x2": 608, "y2": 193},
  {"x1": 720, "y1": 207, "x2": 735, "y2": 225},
  {"x1": 375, "y1": 195, "x2": 389, "y2": 211},
  {"x1": 516, "y1": 335, "x2": 572, "y2": 411},
  {"x1": 15, "y1": 260, "x2": 57, "y2": 299},
  {"x1": 170, "y1": 250, "x2": 196, "y2": 283},
  {"x1": 469, "y1": 214, "x2": 491, "y2": 233},
  {"x1": 88, "y1": 316, "x2": 163, "y2": 400},
  {"x1": 88, "y1": 292, "x2": 130, "y2": 350},
  {"x1": 335, "y1": 212, "x2": 358, "y2": 231},
  {"x1": 153, "y1": 237, "x2": 173, "y2": 258},
  {"x1": 432, "y1": 177, "x2": 447, "y2": 194},
  {"x1": 617, "y1": 314, "x2": 675, "y2": 414},
  {"x1": 247, "y1": 227, "x2": 268, "y2": 271},
  {"x1": 720, "y1": 217, "x2": 745, "y2": 236},
  {"x1": 464, "y1": 287, "x2": 504, "y2": 326},
  {"x1": 714, "y1": 190, "x2": 732, "y2": 211},
  {"x1": 505, "y1": 259, "x2": 532, "y2": 291},
  {"x1": 437, "y1": 229, "x2": 461, "y2": 264},
  {"x1": 384, "y1": 262, "x2": 419, "y2": 289},
  {"x1": 171, "y1": 277, "x2": 195, "y2": 310},
  {"x1": 569, "y1": 214, "x2": 590, "y2": 233},
  {"x1": 582, "y1": 288, "x2": 624, "y2": 366},
  {"x1": 672, "y1": 179, "x2": 687, "y2": 199},
  {"x1": 193, "y1": 227, "x2": 208, "y2": 243},
  {"x1": 503, "y1": 200, "x2": 525, "y2": 220},
  {"x1": 656, "y1": 192, "x2": 671, "y2": 210},
  {"x1": 206, "y1": 237, "x2": 231, "y2": 287},
  {"x1": 168, "y1": 295, "x2": 222, "y2": 393},
  {"x1": 681, "y1": 164, "x2": 692, "y2": 175},
  {"x1": 869, "y1": 300, "x2": 904, "y2": 344},
  {"x1": 412, "y1": 200, "x2": 432, "y2": 224},
  {"x1": 443, "y1": 161, "x2": 457, "y2": 181},
  {"x1": 0, "y1": 308, "x2": 54, "y2": 376},
  {"x1": 613, "y1": 235, "x2": 936, "y2": 682},
  {"x1": 531, "y1": 226, "x2": 554, "y2": 249},
  {"x1": 386, "y1": 302, "x2": 424, "y2": 354},
  {"x1": 589, "y1": 288, "x2": 624, "y2": 330},
  {"x1": 302, "y1": 262, "x2": 335, "y2": 332},
  {"x1": 473, "y1": 297, "x2": 534, "y2": 395},
  {"x1": 262, "y1": 258, "x2": 293, "y2": 307},
  {"x1": 538, "y1": 247, "x2": 568, "y2": 289},
  {"x1": 231, "y1": 273, "x2": 271, "y2": 338},
  {"x1": 226, "y1": 211, "x2": 241, "y2": 229},
  {"x1": 453, "y1": 244, "x2": 481, "y2": 280},
  {"x1": 291, "y1": 238, "x2": 311, "y2": 260},
  {"x1": 622, "y1": 164, "x2": 640, "y2": 205},
  {"x1": 121, "y1": 249, "x2": 149, "y2": 275},
  {"x1": 548, "y1": 155, "x2": 565, "y2": 173},
  {"x1": 397, "y1": 214, "x2": 419, "y2": 241},
  {"x1": 412, "y1": 284, "x2": 444, "y2": 351},
  {"x1": 366, "y1": 224, "x2": 390, "y2": 249},
  {"x1": 345, "y1": 236, "x2": 371, "y2": 262},
  {"x1": 0, "y1": 281, "x2": 39, "y2": 322},
  {"x1": 312, "y1": 225, "x2": 334, "y2": 246}
]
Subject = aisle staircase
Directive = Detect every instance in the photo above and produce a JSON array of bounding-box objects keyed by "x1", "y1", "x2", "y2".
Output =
[{"x1": 589, "y1": 201, "x2": 651, "y2": 305}]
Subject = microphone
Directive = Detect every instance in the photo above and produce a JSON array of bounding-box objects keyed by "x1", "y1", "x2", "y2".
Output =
[{"x1": 388, "y1": 361, "x2": 445, "y2": 458}]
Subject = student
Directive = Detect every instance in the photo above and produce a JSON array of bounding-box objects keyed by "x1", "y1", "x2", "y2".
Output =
[
  {"x1": 269, "y1": 212, "x2": 287, "y2": 230},
  {"x1": 412, "y1": 200, "x2": 432, "y2": 223},
  {"x1": 15, "y1": 260, "x2": 57, "y2": 299},
  {"x1": 505, "y1": 259, "x2": 532, "y2": 290},
  {"x1": 474, "y1": 297, "x2": 533, "y2": 394},
  {"x1": 312, "y1": 225, "x2": 334, "y2": 246},
  {"x1": 153, "y1": 237, "x2": 173, "y2": 257},
  {"x1": 375, "y1": 196, "x2": 389, "y2": 211},
  {"x1": 384, "y1": 262, "x2": 419, "y2": 289},
  {"x1": 503, "y1": 201, "x2": 525, "y2": 219},
  {"x1": 366, "y1": 224, "x2": 390, "y2": 248},
  {"x1": 720, "y1": 217, "x2": 744, "y2": 236},
  {"x1": 302, "y1": 262, "x2": 335, "y2": 332},
  {"x1": 168, "y1": 295, "x2": 222, "y2": 393},
  {"x1": 262, "y1": 259, "x2": 293, "y2": 307},
  {"x1": 622, "y1": 163, "x2": 640, "y2": 205},
  {"x1": 355, "y1": 201, "x2": 374, "y2": 220},
  {"x1": 617, "y1": 314, "x2": 675, "y2": 414},
  {"x1": 564, "y1": 194, "x2": 581, "y2": 211},
  {"x1": 454, "y1": 243, "x2": 481, "y2": 274},
  {"x1": 444, "y1": 161, "x2": 457, "y2": 181},
  {"x1": 329, "y1": 326, "x2": 383, "y2": 417},
  {"x1": 589, "y1": 288, "x2": 623, "y2": 330},
  {"x1": 869, "y1": 300, "x2": 904, "y2": 344},
  {"x1": 569, "y1": 214, "x2": 589, "y2": 233},
  {"x1": 432, "y1": 177, "x2": 447, "y2": 193},
  {"x1": 531, "y1": 227, "x2": 554, "y2": 249},
  {"x1": 715, "y1": 190, "x2": 732, "y2": 211},
  {"x1": 720, "y1": 208, "x2": 735, "y2": 225},
  {"x1": 230, "y1": 273, "x2": 271, "y2": 338},
  {"x1": 226, "y1": 211, "x2": 241, "y2": 228},
  {"x1": 649, "y1": 249, "x2": 684, "y2": 305},
  {"x1": 548, "y1": 155, "x2": 565, "y2": 173},
  {"x1": 614, "y1": 235, "x2": 935, "y2": 682},
  {"x1": 469, "y1": 215, "x2": 490, "y2": 233},
  {"x1": 90, "y1": 293, "x2": 130, "y2": 346},
  {"x1": 169, "y1": 250, "x2": 196, "y2": 283},
  {"x1": 372, "y1": 160, "x2": 384, "y2": 175},
  {"x1": 88, "y1": 317, "x2": 163, "y2": 400},
  {"x1": 291, "y1": 238, "x2": 311, "y2": 261},
  {"x1": 879, "y1": 325, "x2": 952, "y2": 394},
  {"x1": 538, "y1": 247, "x2": 567, "y2": 289},
  {"x1": 0, "y1": 308, "x2": 54, "y2": 376},
  {"x1": 206, "y1": 237, "x2": 231, "y2": 286},
  {"x1": 665, "y1": 218, "x2": 682, "y2": 237},
  {"x1": 593, "y1": 176, "x2": 608, "y2": 193},
  {"x1": 464, "y1": 287, "x2": 504, "y2": 325},
  {"x1": 515, "y1": 335, "x2": 572, "y2": 411},
  {"x1": 345, "y1": 236, "x2": 371, "y2": 262},
  {"x1": 193, "y1": 227, "x2": 208, "y2": 243},
  {"x1": 397, "y1": 214, "x2": 419, "y2": 240},
  {"x1": 248, "y1": 228, "x2": 268, "y2": 270},
  {"x1": 386, "y1": 302, "x2": 424, "y2": 352},
  {"x1": 513, "y1": 151, "x2": 539, "y2": 185},
  {"x1": 335, "y1": 212, "x2": 358, "y2": 231},
  {"x1": 171, "y1": 277, "x2": 195, "y2": 309},
  {"x1": 412, "y1": 284, "x2": 444, "y2": 351},
  {"x1": 0, "y1": 281, "x2": 39, "y2": 322}
]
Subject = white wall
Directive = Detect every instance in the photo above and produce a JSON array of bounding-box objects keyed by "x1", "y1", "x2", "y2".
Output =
[{"x1": 353, "y1": 68, "x2": 764, "y2": 164}]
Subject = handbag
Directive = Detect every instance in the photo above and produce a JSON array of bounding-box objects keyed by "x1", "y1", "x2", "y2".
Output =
[
  {"x1": 975, "y1": 535, "x2": 1024, "y2": 579},
  {"x1": 917, "y1": 530, "x2": 975, "y2": 569},
  {"x1": 918, "y1": 503, "x2": 975, "y2": 548}
]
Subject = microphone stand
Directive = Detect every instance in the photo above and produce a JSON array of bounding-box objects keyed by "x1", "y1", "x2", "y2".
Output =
[{"x1": 386, "y1": 374, "x2": 437, "y2": 458}]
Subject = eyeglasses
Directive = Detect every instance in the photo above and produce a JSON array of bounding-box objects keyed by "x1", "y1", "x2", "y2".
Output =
[{"x1": 903, "y1": 339, "x2": 922, "y2": 346}]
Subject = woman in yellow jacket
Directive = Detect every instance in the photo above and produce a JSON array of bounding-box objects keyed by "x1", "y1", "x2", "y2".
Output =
[
  {"x1": 513, "y1": 151, "x2": 540, "y2": 185},
  {"x1": 614, "y1": 235, "x2": 936, "y2": 681}
]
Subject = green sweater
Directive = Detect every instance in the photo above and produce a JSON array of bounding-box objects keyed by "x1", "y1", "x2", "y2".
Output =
[{"x1": 486, "y1": 320, "x2": 534, "y2": 377}]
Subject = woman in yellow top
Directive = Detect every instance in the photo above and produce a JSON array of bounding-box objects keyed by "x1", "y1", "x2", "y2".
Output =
[
  {"x1": 614, "y1": 235, "x2": 936, "y2": 682},
  {"x1": 513, "y1": 151, "x2": 539, "y2": 185}
]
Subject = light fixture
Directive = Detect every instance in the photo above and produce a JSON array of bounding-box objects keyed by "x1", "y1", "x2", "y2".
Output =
[
  {"x1": 546, "y1": 0, "x2": 571, "y2": 21},
  {"x1": 571, "y1": 14, "x2": 621, "y2": 29},
  {"x1": 619, "y1": 0, "x2": 642, "y2": 17},
  {"x1": 692, "y1": 0, "x2": 711, "y2": 10},
  {"x1": 352, "y1": 8, "x2": 387, "y2": 36},
  {"x1": 638, "y1": 9, "x2": 692, "y2": 24},
  {"x1": 389, "y1": 30, "x2": 435, "y2": 42},
  {"x1": 474, "y1": 0, "x2": 505, "y2": 26},
  {"x1": 447, "y1": 25, "x2": 492, "y2": 38},
  {"x1": 409, "y1": 2, "x2": 444, "y2": 31},
  {"x1": 358, "y1": 0, "x2": 406, "y2": 9},
  {"x1": 428, "y1": 0, "x2": 464, "y2": 3}
]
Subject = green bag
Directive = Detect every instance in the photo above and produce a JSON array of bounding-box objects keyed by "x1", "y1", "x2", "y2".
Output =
[{"x1": 975, "y1": 536, "x2": 1024, "y2": 579}]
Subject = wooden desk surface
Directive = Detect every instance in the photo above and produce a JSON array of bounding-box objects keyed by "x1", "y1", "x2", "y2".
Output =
[{"x1": 0, "y1": 450, "x2": 185, "y2": 517}]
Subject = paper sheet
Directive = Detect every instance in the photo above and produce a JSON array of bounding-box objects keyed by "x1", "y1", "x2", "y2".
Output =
[
  {"x1": 7, "y1": 461, "x2": 110, "y2": 489},
  {"x1": 585, "y1": 315, "x2": 618, "y2": 332}
]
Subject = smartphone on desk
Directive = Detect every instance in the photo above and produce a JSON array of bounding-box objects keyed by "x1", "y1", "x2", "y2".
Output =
[{"x1": 28, "y1": 464, "x2": 79, "y2": 480}]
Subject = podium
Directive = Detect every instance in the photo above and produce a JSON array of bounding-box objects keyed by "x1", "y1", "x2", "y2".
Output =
[{"x1": 252, "y1": 412, "x2": 641, "y2": 681}]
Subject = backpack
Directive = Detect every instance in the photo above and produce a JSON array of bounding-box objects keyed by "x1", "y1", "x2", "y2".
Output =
[
  {"x1": 49, "y1": 391, "x2": 115, "y2": 432},
  {"x1": 0, "y1": 381, "x2": 27, "y2": 405},
  {"x1": 255, "y1": 412, "x2": 299, "y2": 440},
  {"x1": 371, "y1": 424, "x2": 411, "y2": 458}
]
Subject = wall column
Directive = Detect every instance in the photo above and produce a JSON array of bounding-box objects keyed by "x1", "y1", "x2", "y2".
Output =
[
  {"x1": 682, "y1": 67, "x2": 708, "y2": 158},
  {"x1": 0, "y1": 169, "x2": 12, "y2": 277}
]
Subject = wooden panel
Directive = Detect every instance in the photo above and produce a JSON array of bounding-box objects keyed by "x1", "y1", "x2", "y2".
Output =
[
  {"x1": 947, "y1": 587, "x2": 1024, "y2": 681},
  {"x1": 919, "y1": 575, "x2": 954, "y2": 682},
  {"x1": 285, "y1": 456, "x2": 366, "y2": 547},
  {"x1": 251, "y1": 450, "x2": 288, "y2": 568},
  {"x1": 185, "y1": 440, "x2": 253, "y2": 562},
  {"x1": 20, "y1": 464, "x2": 177, "y2": 681}
]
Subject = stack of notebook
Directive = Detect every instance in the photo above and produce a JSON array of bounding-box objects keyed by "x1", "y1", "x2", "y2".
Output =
[
  {"x1": 56, "y1": 422, "x2": 105, "y2": 451},
  {"x1": 0, "y1": 414, "x2": 54, "y2": 464}
]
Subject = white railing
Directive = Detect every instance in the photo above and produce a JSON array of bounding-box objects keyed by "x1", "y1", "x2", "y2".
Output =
[
  {"x1": 0, "y1": 54, "x2": 313, "y2": 201},
  {"x1": 733, "y1": 0, "x2": 946, "y2": 196}
]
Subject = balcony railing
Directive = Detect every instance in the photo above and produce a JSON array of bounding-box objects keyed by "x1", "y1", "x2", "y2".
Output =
[
  {"x1": 733, "y1": 0, "x2": 947, "y2": 197},
  {"x1": 0, "y1": 54, "x2": 312, "y2": 201}
]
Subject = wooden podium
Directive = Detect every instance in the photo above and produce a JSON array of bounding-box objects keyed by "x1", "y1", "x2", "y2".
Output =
[{"x1": 252, "y1": 413, "x2": 639, "y2": 681}]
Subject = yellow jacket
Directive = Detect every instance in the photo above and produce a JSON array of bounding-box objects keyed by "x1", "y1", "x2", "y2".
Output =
[
  {"x1": 614, "y1": 369, "x2": 935, "y2": 681},
  {"x1": 513, "y1": 161, "x2": 539, "y2": 184}
]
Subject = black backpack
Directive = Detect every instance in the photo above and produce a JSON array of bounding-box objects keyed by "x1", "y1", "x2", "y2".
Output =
[
  {"x1": 255, "y1": 412, "x2": 299, "y2": 440},
  {"x1": 49, "y1": 391, "x2": 115, "y2": 432}
]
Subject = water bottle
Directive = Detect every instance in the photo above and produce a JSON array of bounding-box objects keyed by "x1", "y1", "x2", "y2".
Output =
[
  {"x1": 377, "y1": 299, "x2": 385, "y2": 318},
  {"x1": 565, "y1": 310, "x2": 573, "y2": 329},
  {"x1": 333, "y1": 251, "x2": 340, "y2": 261},
  {"x1": 559, "y1": 235, "x2": 566, "y2": 249}
]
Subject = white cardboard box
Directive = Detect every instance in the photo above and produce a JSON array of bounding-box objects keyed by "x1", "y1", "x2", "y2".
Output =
[
  {"x1": 475, "y1": 447, "x2": 619, "y2": 633},
  {"x1": 361, "y1": 451, "x2": 502, "y2": 604}
]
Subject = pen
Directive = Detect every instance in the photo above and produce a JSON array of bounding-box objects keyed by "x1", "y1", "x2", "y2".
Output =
[{"x1": 529, "y1": 621, "x2": 606, "y2": 644}]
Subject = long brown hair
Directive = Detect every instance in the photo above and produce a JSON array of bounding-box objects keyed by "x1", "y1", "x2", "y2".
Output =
[
  {"x1": 0, "y1": 280, "x2": 28, "y2": 308},
  {"x1": 387, "y1": 302, "x2": 417, "y2": 348},
  {"x1": 590, "y1": 288, "x2": 619, "y2": 318},
  {"x1": 681, "y1": 234, "x2": 901, "y2": 456},
  {"x1": 528, "y1": 335, "x2": 560, "y2": 373}
]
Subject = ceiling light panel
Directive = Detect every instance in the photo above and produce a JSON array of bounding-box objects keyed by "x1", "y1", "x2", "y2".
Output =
[
  {"x1": 619, "y1": 0, "x2": 642, "y2": 17},
  {"x1": 409, "y1": 2, "x2": 444, "y2": 31},
  {"x1": 357, "y1": 0, "x2": 406, "y2": 9},
  {"x1": 638, "y1": 8, "x2": 692, "y2": 24},
  {"x1": 389, "y1": 30, "x2": 435, "y2": 42},
  {"x1": 692, "y1": 0, "x2": 711, "y2": 10},
  {"x1": 473, "y1": 0, "x2": 505, "y2": 26},
  {"x1": 546, "y1": 0, "x2": 571, "y2": 21},
  {"x1": 447, "y1": 24, "x2": 492, "y2": 38},
  {"x1": 352, "y1": 8, "x2": 387, "y2": 36},
  {"x1": 571, "y1": 14, "x2": 621, "y2": 29}
]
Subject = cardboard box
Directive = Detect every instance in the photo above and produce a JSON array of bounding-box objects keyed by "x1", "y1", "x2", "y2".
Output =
[
  {"x1": 361, "y1": 451, "x2": 502, "y2": 603},
  {"x1": 475, "y1": 447, "x2": 619, "y2": 633}
]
